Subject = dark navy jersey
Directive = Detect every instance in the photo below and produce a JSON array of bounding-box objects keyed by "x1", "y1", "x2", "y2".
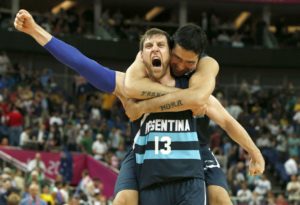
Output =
[
  {"x1": 133, "y1": 111, "x2": 203, "y2": 189},
  {"x1": 196, "y1": 115, "x2": 210, "y2": 145},
  {"x1": 132, "y1": 78, "x2": 204, "y2": 190},
  {"x1": 175, "y1": 74, "x2": 210, "y2": 145}
]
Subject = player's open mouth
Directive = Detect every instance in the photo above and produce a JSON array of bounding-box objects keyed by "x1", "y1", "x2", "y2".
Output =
[{"x1": 152, "y1": 58, "x2": 162, "y2": 67}]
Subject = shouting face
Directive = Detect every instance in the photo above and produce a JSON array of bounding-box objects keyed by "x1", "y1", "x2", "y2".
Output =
[{"x1": 141, "y1": 34, "x2": 170, "y2": 81}]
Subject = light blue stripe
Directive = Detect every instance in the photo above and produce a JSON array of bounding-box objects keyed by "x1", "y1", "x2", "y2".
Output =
[
  {"x1": 135, "y1": 132, "x2": 198, "y2": 146},
  {"x1": 136, "y1": 150, "x2": 201, "y2": 164},
  {"x1": 135, "y1": 136, "x2": 147, "y2": 147}
]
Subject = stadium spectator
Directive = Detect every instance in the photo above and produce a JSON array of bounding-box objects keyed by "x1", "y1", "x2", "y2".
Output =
[
  {"x1": 13, "y1": 169, "x2": 25, "y2": 193},
  {"x1": 79, "y1": 129, "x2": 93, "y2": 155},
  {"x1": 6, "y1": 192, "x2": 21, "y2": 205},
  {"x1": 59, "y1": 150, "x2": 73, "y2": 183},
  {"x1": 75, "y1": 170, "x2": 92, "y2": 196},
  {"x1": 68, "y1": 196, "x2": 81, "y2": 205},
  {"x1": 19, "y1": 126, "x2": 34, "y2": 149},
  {"x1": 275, "y1": 194, "x2": 288, "y2": 205},
  {"x1": 0, "y1": 52, "x2": 10, "y2": 74},
  {"x1": 286, "y1": 175, "x2": 300, "y2": 204},
  {"x1": 115, "y1": 143, "x2": 127, "y2": 161},
  {"x1": 226, "y1": 98, "x2": 243, "y2": 120},
  {"x1": 0, "y1": 178, "x2": 13, "y2": 205},
  {"x1": 284, "y1": 156, "x2": 299, "y2": 177},
  {"x1": 20, "y1": 183, "x2": 47, "y2": 205},
  {"x1": 236, "y1": 182, "x2": 252, "y2": 205},
  {"x1": 92, "y1": 133, "x2": 108, "y2": 161},
  {"x1": 287, "y1": 133, "x2": 300, "y2": 157},
  {"x1": 40, "y1": 184, "x2": 55, "y2": 205},
  {"x1": 27, "y1": 153, "x2": 46, "y2": 172},
  {"x1": 45, "y1": 123, "x2": 62, "y2": 151},
  {"x1": 7, "y1": 105, "x2": 23, "y2": 146},
  {"x1": 108, "y1": 128, "x2": 123, "y2": 152},
  {"x1": 26, "y1": 170, "x2": 44, "y2": 190},
  {"x1": 35, "y1": 122, "x2": 48, "y2": 150},
  {"x1": 253, "y1": 174, "x2": 271, "y2": 202}
]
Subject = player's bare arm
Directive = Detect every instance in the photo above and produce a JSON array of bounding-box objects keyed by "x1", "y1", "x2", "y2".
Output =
[
  {"x1": 124, "y1": 57, "x2": 218, "y2": 121},
  {"x1": 124, "y1": 52, "x2": 180, "y2": 99},
  {"x1": 114, "y1": 72, "x2": 132, "y2": 107},
  {"x1": 189, "y1": 56, "x2": 219, "y2": 107},
  {"x1": 205, "y1": 96, "x2": 265, "y2": 176},
  {"x1": 15, "y1": 9, "x2": 120, "y2": 95}
]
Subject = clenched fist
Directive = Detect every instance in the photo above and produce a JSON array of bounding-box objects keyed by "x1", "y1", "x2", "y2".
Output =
[
  {"x1": 14, "y1": 9, "x2": 36, "y2": 35},
  {"x1": 14, "y1": 9, "x2": 52, "y2": 46},
  {"x1": 248, "y1": 151, "x2": 265, "y2": 176}
]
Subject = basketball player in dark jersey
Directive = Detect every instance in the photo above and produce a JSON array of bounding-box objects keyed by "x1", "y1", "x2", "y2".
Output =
[
  {"x1": 129, "y1": 28, "x2": 207, "y2": 205},
  {"x1": 119, "y1": 24, "x2": 265, "y2": 205},
  {"x1": 122, "y1": 28, "x2": 260, "y2": 204}
]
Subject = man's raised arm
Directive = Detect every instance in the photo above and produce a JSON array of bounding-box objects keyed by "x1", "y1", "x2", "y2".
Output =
[{"x1": 14, "y1": 9, "x2": 119, "y2": 94}]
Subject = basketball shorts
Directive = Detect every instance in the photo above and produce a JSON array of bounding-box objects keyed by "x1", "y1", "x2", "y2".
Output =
[
  {"x1": 114, "y1": 145, "x2": 229, "y2": 196},
  {"x1": 200, "y1": 145, "x2": 229, "y2": 191},
  {"x1": 139, "y1": 178, "x2": 206, "y2": 205},
  {"x1": 114, "y1": 149, "x2": 138, "y2": 195}
]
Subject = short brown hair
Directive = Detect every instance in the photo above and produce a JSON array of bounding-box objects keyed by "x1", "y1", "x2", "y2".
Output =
[
  {"x1": 7, "y1": 193, "x2": 21, "y2": 205},
  {"x1": 139, "y1": 28, "x2": 172, "y2": 51}
]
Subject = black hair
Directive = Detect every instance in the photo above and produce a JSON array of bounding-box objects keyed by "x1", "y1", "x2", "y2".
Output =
[{"x1": 172, "y1": 23, "x2": 207, "y2": 55}]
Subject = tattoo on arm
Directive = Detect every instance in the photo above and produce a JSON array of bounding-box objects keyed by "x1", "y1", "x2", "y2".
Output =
[
  {"x1": 141, "y1": 91, "x2": 165, "y2": 97},
  {"x1": 160, "y1": 100, "x2": 183, "y2": 111}
]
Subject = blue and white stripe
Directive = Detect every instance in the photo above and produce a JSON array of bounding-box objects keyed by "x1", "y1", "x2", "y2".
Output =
[
  {"x1": 136, "y1": 150, "x2": 201, "y2": 164},
  {"x1": 134, "y1": 131, "x2": 198, "y2": 146}
]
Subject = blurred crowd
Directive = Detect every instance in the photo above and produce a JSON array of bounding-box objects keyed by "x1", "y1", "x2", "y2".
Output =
[
  {"x1": 0, "y1": 30, "x2": 299, "y2": 204},
  {"x1": 0, "y1": 52, "x2": 128, "y2": 204},
  {"x1": 1, "y1": 8, "x2": 300, "y2": 48},
  {"x1": 0, "y1": 51, "x2": 129, "y2": 169},
  {"x1": 211, "y1": 79, "x2": 300, "y2": 204},
  {"x1": 0, "y1": 153, "x2": 111, "y2": 205}
]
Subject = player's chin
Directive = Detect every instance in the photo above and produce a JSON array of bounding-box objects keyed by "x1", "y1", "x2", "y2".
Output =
[{"x1": 172, "y1": 69, "x2": 184, "y2": 77}]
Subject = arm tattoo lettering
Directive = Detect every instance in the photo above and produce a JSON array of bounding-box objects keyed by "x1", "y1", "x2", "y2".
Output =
[
  {"x1": 160, "y1": 100, "x2": 183, "y2": 111},
  {"x1": 141, "y1": 91, "x2": 165, "y2": 97}
]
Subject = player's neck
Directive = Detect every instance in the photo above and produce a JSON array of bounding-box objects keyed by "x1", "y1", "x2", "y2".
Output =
[{"x1": 159, "y1": 68, "x2": 175, "y2": 87}]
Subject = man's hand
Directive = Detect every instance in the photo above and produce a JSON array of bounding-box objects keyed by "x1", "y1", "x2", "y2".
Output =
[
  {"x1": 192, "y1": 104, "x2": 207, "y2": 117},
  {"x1": 14, "y1": 9, "x2": 36, "y2": 35},
  {"x1": 248, "y1": 151, "x2": 265, "y2": 176},
  {"x1": 124, "y1": 99, "x2": 144, "y2": 121},
  {"x1": 14, "y1": 9, "x2": 52, "y2": 47}
]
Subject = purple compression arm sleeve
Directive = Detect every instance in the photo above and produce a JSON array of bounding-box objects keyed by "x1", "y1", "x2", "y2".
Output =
[{"x1": 44, "y1": 37, "x2": 116, "y2": 93}]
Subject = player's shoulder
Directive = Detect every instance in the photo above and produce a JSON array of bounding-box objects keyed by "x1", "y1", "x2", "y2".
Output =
[
  {"x1": 197, "y1": 55, "x2": 219, "y2": 72},
  {"x1": 199, "y1": 55, "x2": 218, "y2": 65}
]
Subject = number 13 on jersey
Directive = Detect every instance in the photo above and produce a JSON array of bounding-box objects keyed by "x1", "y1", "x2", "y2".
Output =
[{"x1": 154, "y1": 136, "x2": 172, "y2": 155}]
